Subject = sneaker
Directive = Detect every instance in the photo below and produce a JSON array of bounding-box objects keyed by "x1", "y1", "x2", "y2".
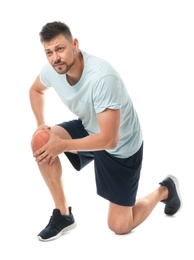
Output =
[
  {"x1": 37, "y1": 207, "x2": 76, "y2": 241},
  {"x1": 159, "y1": 175, "x2": 182, "y2": 215}
]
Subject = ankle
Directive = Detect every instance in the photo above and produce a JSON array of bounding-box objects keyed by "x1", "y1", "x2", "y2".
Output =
[
  {"x1": 159, "y1": 185, "x2": 169, "y2": 201},
  {"x1": 57, "y1": 207, "x2": 70, "y2": 216}
]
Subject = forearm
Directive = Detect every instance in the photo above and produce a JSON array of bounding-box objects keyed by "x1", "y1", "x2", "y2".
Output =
[
  {"x1": 62, "y1": 132, "x2": 118, "y2": 152},
  {"x1": 61, "y1": 109, "x2": 120, "y2": 152},
  {"x1": 29, "y1": 88, "x2": 46, "y2": 126}
]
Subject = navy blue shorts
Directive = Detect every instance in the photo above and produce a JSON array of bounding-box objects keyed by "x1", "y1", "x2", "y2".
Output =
[{"x1": 58, "y1": 119, "x2": 143, "y2": 206}]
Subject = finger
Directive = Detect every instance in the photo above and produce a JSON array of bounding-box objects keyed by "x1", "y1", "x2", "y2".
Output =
[
  {"x1": 35, "y1": 151, "x2": 48, "y2": 163},
  {"x1": 33, "y1": 148, "x2": 45, "y2": 157}
]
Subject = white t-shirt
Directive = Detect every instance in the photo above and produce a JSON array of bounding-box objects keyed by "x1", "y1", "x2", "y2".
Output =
[{"x1": 40, "y1": 50, "x2": 143, "y2": 158}]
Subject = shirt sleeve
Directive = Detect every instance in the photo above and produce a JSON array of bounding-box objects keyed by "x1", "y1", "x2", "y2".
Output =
[
  {"x1": 39, "y1": 64, "x2": 53, "y2": 88},
  {"x1": 92, "y1": 75, "x2": 122, "y2": 113}
]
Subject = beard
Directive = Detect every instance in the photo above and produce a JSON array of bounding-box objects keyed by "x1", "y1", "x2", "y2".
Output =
[{"x1": 53, "y1": 57, "x2": 76, "y2": 75}]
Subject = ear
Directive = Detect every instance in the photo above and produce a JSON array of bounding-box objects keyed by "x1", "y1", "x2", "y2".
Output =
[{"x1": 73, "y1": 38, "x2": 79, "y2": 51}]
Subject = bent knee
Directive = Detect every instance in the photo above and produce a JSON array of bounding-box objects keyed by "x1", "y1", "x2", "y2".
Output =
[
  {"x1": 31, "y1": 129, "x2": 50, "y2": 153},
  {"x1": 108, "y1": 218, "x2": 133, "y2": 235},
  {"x1": 108, "y1": 203, "x2": 134, "y2": 234}
]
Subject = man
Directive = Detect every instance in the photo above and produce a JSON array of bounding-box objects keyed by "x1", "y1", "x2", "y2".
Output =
[{"x1": 29, "y1": 21, "x2": 182, "y2": 242}]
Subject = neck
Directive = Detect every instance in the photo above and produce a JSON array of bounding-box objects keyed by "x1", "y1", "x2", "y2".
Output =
[{"x1": 66, "y1": 52, "x2": 84, "y2": 85}]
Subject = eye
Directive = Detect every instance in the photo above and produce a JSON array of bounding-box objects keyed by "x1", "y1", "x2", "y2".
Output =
[
  {"x1": 58, "y1": 47, "x2": 64, "y2": 52},
  {"x1": 45, "y1": 51, "x2": 52, "y2": 56}
]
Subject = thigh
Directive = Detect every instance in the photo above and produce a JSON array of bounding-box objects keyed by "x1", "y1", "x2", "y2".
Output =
[
  {"x1": 94, "y1": 143, "x2": 143, "y2": 206},
  {"x1": 53, "y1": 120, "x2": 94, "y2": 171},
  {"x1": 51, "y1": 125, "x2": 73, "y2": 140},
  {"x1": 53, "y1": 119, "x2": 89, "y2": 142}
]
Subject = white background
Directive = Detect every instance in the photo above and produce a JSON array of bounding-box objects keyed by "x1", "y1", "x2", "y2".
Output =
[{"x1": 0, "y1": 0, "x2": 193, "y2": 259}]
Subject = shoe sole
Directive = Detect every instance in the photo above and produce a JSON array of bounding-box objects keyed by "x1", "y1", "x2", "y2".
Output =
[
  {"x1": 37, "y1": 222, "x2": 77, "y2": 242},
  {"x1": 167, "y1": 174, "x2": 183, "y2": 213}
]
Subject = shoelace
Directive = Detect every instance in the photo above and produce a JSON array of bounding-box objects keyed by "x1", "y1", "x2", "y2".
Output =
[{"x1": 46, "y1": 215, "x2": 61, "y2": 228}]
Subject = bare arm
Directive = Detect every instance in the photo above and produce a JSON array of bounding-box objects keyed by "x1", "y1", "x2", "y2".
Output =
[
  {"x1": 34, "y1": 108, "x2": 120, "y2": 165},
  {"x1": 63, "y1": 108, "x2": 120, "y2": 151},
  {"x1": 29, "y1": 75, "x2": 48, "y2": 127}
]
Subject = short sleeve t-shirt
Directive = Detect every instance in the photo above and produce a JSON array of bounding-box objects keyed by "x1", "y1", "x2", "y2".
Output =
[{"x1": 40, "y1": 51, "x2": 143, "y2": 158}]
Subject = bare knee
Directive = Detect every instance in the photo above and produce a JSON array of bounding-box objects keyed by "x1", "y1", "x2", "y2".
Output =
[
  {"x1": 108, "y1": 204, "x2": 134, "y2": 235},
  {"x1": 108, "y1": 218, "x2": 133, "y2": 235},
  {"x1": 31, "y1": 125, "x2": 72, "y2": 151}
]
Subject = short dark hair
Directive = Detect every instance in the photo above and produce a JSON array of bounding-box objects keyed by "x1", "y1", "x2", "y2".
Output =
[{"x1": 39, "y1": 21, "x2": 73, "y2": 43}]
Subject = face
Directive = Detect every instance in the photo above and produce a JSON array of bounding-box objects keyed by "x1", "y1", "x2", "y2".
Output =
[{"x1": 43, "y1": 34, "x2": 78, "y2": 74}]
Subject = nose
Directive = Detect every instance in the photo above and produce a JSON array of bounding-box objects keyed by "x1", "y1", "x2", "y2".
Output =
[{"x1": 52, "y1": 52, "x2": 61, "y2": 63}]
